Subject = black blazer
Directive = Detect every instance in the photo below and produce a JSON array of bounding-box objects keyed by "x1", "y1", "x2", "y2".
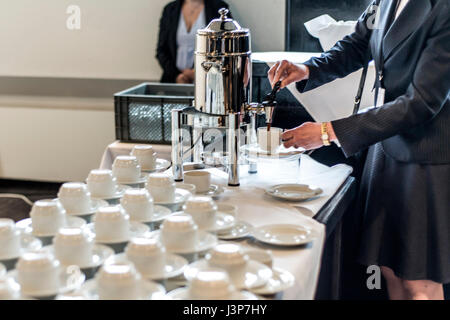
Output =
[
  {"x1": 297, "y1": 0, "x2": 450, "y2": 164},
  {"x1": 156, "y1": 0, "x2": 232, "y2": 83}
]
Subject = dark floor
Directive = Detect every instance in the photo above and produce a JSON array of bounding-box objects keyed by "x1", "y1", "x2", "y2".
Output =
[{"x1": 0, "y1": 179, "x2": 62, "y2": 222}]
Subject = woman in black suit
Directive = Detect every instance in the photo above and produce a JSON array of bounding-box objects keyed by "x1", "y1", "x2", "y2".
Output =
[
  {"x1": 156, "y1": 0, "x2": 232, "y2": 83},
  {"x1": 269, "y1": 0, "x2": 449, "y2": 299}
]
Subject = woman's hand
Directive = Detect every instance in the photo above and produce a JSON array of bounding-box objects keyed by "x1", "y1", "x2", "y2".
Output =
[
  {"x1": 182, "y1": 69, "x2": 195, "y2": 82},
  {"x1": 282, "y1": 122, "x2": 337, "y2": 150},
  {"x1": 176, "y1": 73, "x2": 190, "y2": 84},
  {"x1": 268, "y1": 60, "x2": 310, "y2": 89}
]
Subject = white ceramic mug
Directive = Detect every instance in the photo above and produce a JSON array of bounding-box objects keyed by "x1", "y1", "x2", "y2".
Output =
[
  {"x1": 125, "y1": 238, "x2": 166, "y2": 276},
  {"x1": 94, "y1": 206, "x2": 130, "y2": 243},
  {"x1": 86, "y1": 169, "x2": 117, "y2": 198},
  {"x1": 131, "y1": 145, "x2": 157, "y2": 170},
  {"x1": 216, "y1": 203, "x2": 237, "y2": 218},
  {"x1": 184, "y1": 171, "x2": 211, "y2": 193},
  {"x1": 30, "y1": 199, "x2": 67, "y2": 236},
  {"x1": 120, "y1": 188, "x2": 154, "y2": 222},
  {"x1": 183, "y1": 196, "x2": 217, "y2": 230},
  {"x1": 160, "y1": 214, "x2": 198, "y2": 252},
  {"x1": 188, "y1": 269, "x2": 234, "y2": 299},
  {"x1": 96, "y1": 262, "x2": 141, "y2": 300},
  {"x1": 57, "y1": 182, "x2": 92, "y2": 214},
  {"x1": 0, "y1": 218, "x2": 21, "y2": 260},
  {"x1": 16, "y1": 252, "x2": 61, "y2": 297},
  {"x1": 53, "y1": 227, "x2": 94, "y2": 267},
  {"x1": 112, "y1": 155, "x2": 141, "y2": 182},
  {"x1": 258, "y1": 127, "x2": 282, "y2": 153},
  {"x1": 146, "y1": 173, "x2": 176, "y2": 203},
  {"x1": 206, "y1": 243, "x2": 249, "y2": 274}
]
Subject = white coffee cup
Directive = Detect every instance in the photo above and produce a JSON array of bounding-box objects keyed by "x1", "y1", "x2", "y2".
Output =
[
  {"x1": 96, "y1": 262, "x2": 141, "y2": 300},
  {"x1": 125, "y1": 238, "x2": 166, "y2": 276},
  {"x1": 216, "y1": 203, "x2": 237, "y2": 218},
  {"x1": 258, "y1": 127, "x2": 282, "y2": 153},
  {"x1": 189, "y1": 269, "x2": 234, "y2": 299},
  {"x1": 184, "y1": 171, "x2": 211, "y2": 193},
  {"x1": 120, "y1": 189, "x2": 154, "y2": 222},
  {"x1": 131, "y1": 145, "x2": 157, "y2": 170},
  {"x1": 57, "y1": 182, "x2": 92, "y2": 214},
  {"x1": 86, "y1": 169, "x2": 117, "y2": 198},
  {"x1": 160, "y1": 214, "x2": 198, "y2": 252},
  {"x1": 53, "y1": 227, "x2": 94, "y2": 267},
  {"x1": 146, "y1": 173, "x2": 176, "y2": 203},
  {"x1": 30, "y1": 199, "x2": 67, "y2": 236},
  {"x1": 112, "y1": 155, "x2": 141, "y2": 182},
  {"x1": 0, "y1": 219, "x2": 21, "y2": 260},
  {"x1": 206, "y1": 243, "x2": 249, "y2": 274},
  {"x1": 94, "y1": 206, "x2": 130, "y2": 243},
  {"x1": 183, "y1": 196, "x2": 217, "y2": 230},
  {"x1": 16, "y1": 252, "x2": 61, "y2": 297}
]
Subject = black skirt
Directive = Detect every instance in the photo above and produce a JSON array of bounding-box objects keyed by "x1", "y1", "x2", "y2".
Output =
[{"x1": 356, "y1": 143, "x2": 450, "y2": 283}]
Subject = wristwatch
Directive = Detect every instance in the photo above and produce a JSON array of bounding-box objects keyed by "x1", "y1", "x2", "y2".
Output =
[{"x1": 321, "y1": 123, "x2": 331, "y2": 146}]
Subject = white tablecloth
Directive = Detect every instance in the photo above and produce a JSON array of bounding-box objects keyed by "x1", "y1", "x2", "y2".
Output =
[{"x1": 99, "y1": 141, "x2": 353, "y2": 299}]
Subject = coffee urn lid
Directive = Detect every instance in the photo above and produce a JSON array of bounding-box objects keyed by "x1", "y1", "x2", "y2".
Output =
[{"x1": 197, "y1": 8, "x2": 248, "y2": 35}]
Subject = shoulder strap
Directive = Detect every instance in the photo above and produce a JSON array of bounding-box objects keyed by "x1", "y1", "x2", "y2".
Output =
[{"x1": 352, "y1": 64, "x2": 369, "y2": 115}]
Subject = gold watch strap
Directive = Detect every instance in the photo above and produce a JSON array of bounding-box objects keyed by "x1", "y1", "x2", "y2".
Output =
[{"x1": 321, "y1": 123, "x2": 331, "y2": 146}]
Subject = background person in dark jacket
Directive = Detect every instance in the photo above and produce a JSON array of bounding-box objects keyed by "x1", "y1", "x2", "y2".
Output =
[{"x1": 156, "y1": 0, "x2": 232, "y2": 83}]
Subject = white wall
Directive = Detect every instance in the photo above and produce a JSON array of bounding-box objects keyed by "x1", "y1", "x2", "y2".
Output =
[
  {"x1": 0, "y1": 99, "x2": 115, "y2": 182},
  {"x1": 0, "y1": 0, "x2": 285, "y2": 81}
]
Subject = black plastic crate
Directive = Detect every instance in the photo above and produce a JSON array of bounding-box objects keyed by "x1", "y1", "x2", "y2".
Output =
[{"x1": 114, "y1": 83, "x2": 194, "y2": 144}]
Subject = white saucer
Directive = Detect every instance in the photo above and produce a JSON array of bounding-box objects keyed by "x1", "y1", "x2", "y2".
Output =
[
  {"x1": 131, "y1": 205, "x2": 174, "y2": 224},
  {"x1": 80, "y1": 278, "x2": 167, "y2": 300},
  {"x1": 147, "y1": 230, "x2": 218, "y2": 255},
  {"x1": 184, "y1": 259, "x2": 272, "y2": 290},
  {"x1": 265, "y1": 184, "x2": 323, "y2": 202},
  {"x1": 167, "y1": 287, "x2": 259, "y2": 300},
  {"x1": 16, "y1": 216, "x2": 87, "y2": 238},
  {"x1": 90, "y1": 184, "x2": 131, "y2": 202},
  {"x1": 251, "y1": 224, "x2": 318, "y2": 246},
  {"x1": 203, "y1": 212, "x2": 236, "y2": 233},
  {"x1": 87, "y1": 221, "x2": 150, "y2": 244},
  {"x1": 7, "y1": 266, "x2": 85, "y2": 298},
  {"x1": 42, "y1": 244, "x2": 114, "y2": 270},
  {"x1": 116, "y1": 173, "x2": 149, "y2": 186},
  {"x1": 249, "y1": 267, "x2": 295, "y2": 295},
  {"x1": 217, "y1": 221, "x2": 253, "y2": 240},
  {"x1": 142, "y1": 159, "x2": 172, "y2": 173},
  {"x1": 241, "y1": 144, "x2": 304, "y2": 159},
  {"x1": 196, "y1": 185, "x2": 225, "y2": 198},
  {"x1": 108, "y1": 253, "x2": 188, "y2": 280},
  {"x1": 175, "y1": 183, "x2": 196, "y2": 194},
  {"x1": 0, "y1": 233, "x2": 42, "y2": 261},
  {"x1": 53, "y1": 198, "x2": 108, "y2": 217},
  {"x1": 153, "y1": 188, "x2": 192, "y2": 206}
]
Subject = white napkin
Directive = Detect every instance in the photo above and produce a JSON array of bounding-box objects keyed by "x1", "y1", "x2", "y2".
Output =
[{"x1": 304, "y1": 14, "x2": 357, "y2": 51}]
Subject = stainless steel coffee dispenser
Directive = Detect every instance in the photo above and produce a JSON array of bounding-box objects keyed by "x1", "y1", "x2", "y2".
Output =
[{"x1": 172, "y1": 8, "x2": 272, "y2": 186}]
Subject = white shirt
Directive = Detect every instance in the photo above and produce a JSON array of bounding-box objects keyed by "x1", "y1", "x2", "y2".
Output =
[
  {"x1": 176, "y1": 8, "x2": 206, "y2": 71},
  {"x1": 395, "y1": 0, "x2": 410, "y2": 20}
]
